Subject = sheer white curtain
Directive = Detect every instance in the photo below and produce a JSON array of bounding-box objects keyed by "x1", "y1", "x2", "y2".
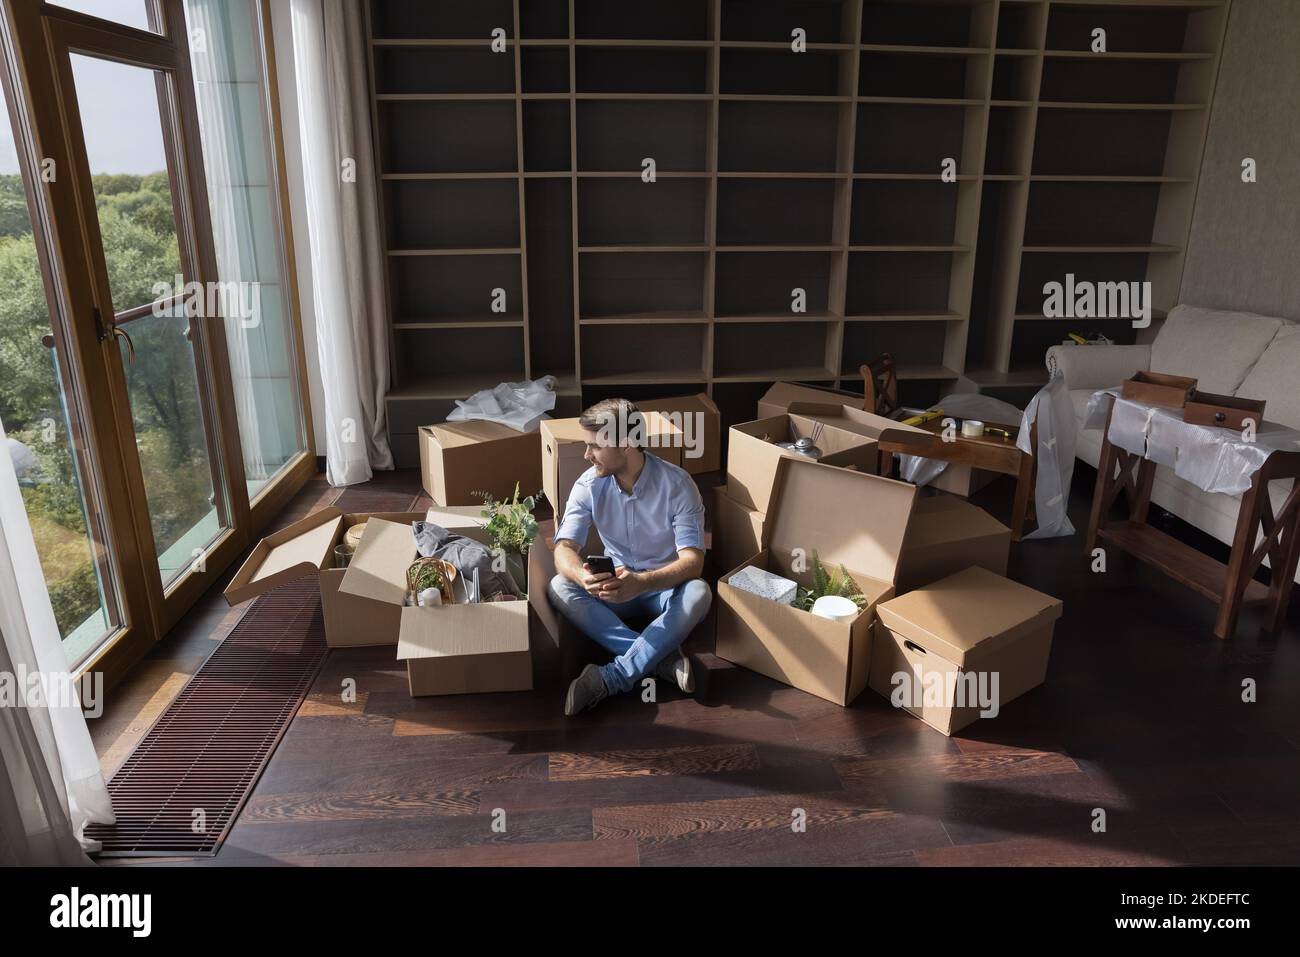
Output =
[
  {"x1": 290, "y1": 0, "x2": 392, "y2": 486},
  {"x1": 188, "y1": 0, "x2": 267, "y2": 485},
  {"x1": 0, "y1": 416, "x2": 114, "y2": 865}
]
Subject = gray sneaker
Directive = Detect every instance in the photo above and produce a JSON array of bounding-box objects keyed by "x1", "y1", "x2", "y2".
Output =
[
  {"x1": 654, "y1": 648, "x2": 695, "y2": 694},
  {"x1": 565, "y1": 664, "x2": 610, "y2": 716}
]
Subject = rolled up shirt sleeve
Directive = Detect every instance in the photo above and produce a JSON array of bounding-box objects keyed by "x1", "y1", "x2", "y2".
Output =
[
  {"x1": 554, "y1": 478, "x2": 594, "y2": 549},
  {"x1": 671, "y1": 480, "x2": 706, "y2": 554}
]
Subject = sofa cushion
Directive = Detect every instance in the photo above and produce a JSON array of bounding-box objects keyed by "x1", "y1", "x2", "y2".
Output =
[
  {"x1": 1236, "y1": 323, "x2": 1300, "y2": 430},
  {"x1": 1150, "y1": 305, "x2": 1283, "y2": 395}
]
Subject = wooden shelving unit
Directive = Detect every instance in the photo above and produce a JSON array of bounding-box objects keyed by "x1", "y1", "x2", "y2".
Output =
[
  {"x1": 966, "y1": 0, "x2": 1229, "y2": 394},
  {"x1": 366, "y1": 0, "x2": 1229, "y2": 463}
]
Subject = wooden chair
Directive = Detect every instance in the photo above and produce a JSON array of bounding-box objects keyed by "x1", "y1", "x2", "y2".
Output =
[{"x1": 859, "y1": 353, "x2": 900, "y2": 419}]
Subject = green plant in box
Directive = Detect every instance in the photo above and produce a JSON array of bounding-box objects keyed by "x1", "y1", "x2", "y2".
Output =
[
  {"x1": 478, "y1": 482, "x2": 539, "y2": 596},
  {"x1": 795, "y1": 551, "x2": 867, "y2": 613}
]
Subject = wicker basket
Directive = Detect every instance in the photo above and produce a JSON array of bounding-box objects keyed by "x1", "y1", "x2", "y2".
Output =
[{"x1": 405, "y1": 557, "x2": 458, "y2": 606}]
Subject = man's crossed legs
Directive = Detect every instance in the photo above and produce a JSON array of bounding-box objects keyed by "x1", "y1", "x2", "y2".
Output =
[{"x1": 547, "y1": 574, "x2": 712, "y2": 714}]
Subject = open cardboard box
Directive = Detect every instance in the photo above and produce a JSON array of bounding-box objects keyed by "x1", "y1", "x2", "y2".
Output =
[
  {"x1": 541, "y1": 412, "x2": 683, "y2": 520},
  {"x1": 224, "y1": 505, "x2": 485, "y2": 649},
  {"x1": 725, "y1": 404, "x2": 880, "y2": 513},
  {"x1": 715, "y1": 455, "x2": 918, "y2": 706},
  {"x1": 896, "y1": 495, "x2": 1010, "y2": 593},
  {"x1": 869, "y1": 566, "x2": 1062, "y2": 735},
  {"x1": 418, "y1": 419, "x2": 544, "y2": 507},
  {"x1": 336, "y1": 517, "x2": 535, "y2": 696},
  {"x1": 641, "y1": 392, "x2": 721, "y2": 474}
]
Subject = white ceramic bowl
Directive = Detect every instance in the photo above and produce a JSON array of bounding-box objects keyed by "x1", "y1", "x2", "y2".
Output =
[{"x1": 811, "y1": 594, "x2": 859, "y2": 622}]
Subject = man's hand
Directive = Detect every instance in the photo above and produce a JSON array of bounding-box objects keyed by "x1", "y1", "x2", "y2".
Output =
[
  {"x1": 579, "y1": 562, "x2": 614, "y2": 598},
  {"x1": 595, "y1": 567, "x2": 644, "y2": 603}
]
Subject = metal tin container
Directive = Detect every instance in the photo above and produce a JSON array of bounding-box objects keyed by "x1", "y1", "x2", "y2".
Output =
[{"x1": 775, "y1": 437, "x2": 822, "y2": 459}]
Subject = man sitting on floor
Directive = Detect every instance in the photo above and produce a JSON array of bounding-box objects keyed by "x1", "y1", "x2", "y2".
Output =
[{"x1": 548, "y1": 398, "x2": 711, "y2": 715}]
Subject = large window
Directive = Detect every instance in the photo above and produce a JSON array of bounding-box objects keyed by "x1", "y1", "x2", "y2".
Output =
[
  {"x1": 0, "y1": 65, "x2": 120, "y2": 662},
  {"x1": 0, "y1": 0, "x2": 313, "y2": 676}
]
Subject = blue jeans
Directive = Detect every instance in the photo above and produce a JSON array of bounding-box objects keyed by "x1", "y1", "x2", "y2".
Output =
[{"x1": 547, "y1": 574, "x2": 712, "y2": 694}]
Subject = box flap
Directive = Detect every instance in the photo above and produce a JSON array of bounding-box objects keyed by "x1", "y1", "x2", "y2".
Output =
[
  {"x1": 337, "y1": 517, "x2": 417, "y2": 606},
  {"x1": 426, "y1": 419, "x2": 536, "y2": 448},
  {"x1": 540, "y1": 416, "x2": 591, "y2": 445},
  {"x1": 420, "y1": 505, "x2": 486, "y2": 529},
  {"x1": 786, "y1": 401, "x2": 853, "y2": 419},
  {"x1": 876, "y1": 566, "x2": 1063, "y2": 666},
  {"x1": 836, "y1": 405, "x2": 927, "y2": 439},
  {"x1": 396, "y1": 602, "x2": 530, "y2": 660},
  {"x1": 543, "y1": 411, "x2": 681, "y2": 444},
  {"x1": 224, "y1": 507, "x2": 343, "y2": 605},
  {"x1": 758, "y1": 381, "x2": 852, "y2": 412},
  {"x1": 764, "y1": 456, "x2": 917, "y2": 585}
]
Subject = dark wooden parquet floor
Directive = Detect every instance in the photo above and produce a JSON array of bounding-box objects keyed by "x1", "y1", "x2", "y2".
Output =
[{"x1": 92, "y1": 465, "x2": 1300, "y2": 866}]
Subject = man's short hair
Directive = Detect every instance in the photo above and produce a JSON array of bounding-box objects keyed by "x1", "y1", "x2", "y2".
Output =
[{"x1": 578, "y1": 397, "x2": 645, "y2": 448}]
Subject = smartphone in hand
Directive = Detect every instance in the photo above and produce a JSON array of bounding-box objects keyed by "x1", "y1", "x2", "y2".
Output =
[{"x1": 585, "y1": 554, "x2": 616, "y2": 577}]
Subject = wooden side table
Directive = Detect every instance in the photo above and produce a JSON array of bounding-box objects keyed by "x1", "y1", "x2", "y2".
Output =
[
  {"x1": 1084, "y1": 400, "x2": 1300, "y2": 639},
  {"x1": 876, "y1": 418, "x2": 1038, "y2": 542}
]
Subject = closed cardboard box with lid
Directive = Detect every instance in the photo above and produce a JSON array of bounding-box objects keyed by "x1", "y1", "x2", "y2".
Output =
[
  {"x1": 869, "y1": 566, "x2": 1062, "y2": 736},
  {"x1": 419, "y1": 419, "x2": 544, "y2": 507},
  {"x1": 540, "y1": 412, "x2": 683, "y2": 521},
  {"x1": 715, "y1": 455, "x2": 917, "y2": 706}
]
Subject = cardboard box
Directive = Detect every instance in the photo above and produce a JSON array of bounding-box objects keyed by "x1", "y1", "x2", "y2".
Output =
[
  {"x1": 895, "y1": 495, "x2": 1011, "y2": 593},
  {"x1": 338, "y1": 517, "x2": 533, "y2": 695},
  {"x1": 715, "y1": 456, "x2": 917, "y2": 706},
  {"x1": 794, "y1": 402, "x2": 996, "y2": 499},
  {"x1": 711, "y1": 484, "x2": 764, "y2": 575},
  {"x1": 642, "y1": 392, "x2": 721, "y2": 474},
  {"x1": 540, "y1": 413, "x2": 683, "y2": 521},
  {"x1": 224, "y1": 505, "x2": 483, "y2": 649},
  {"x1": 869, "y1": 566, "x2": 1062, "y2": 735},
  {"x1": 756, "y1": 381, "x2": 857, "y2": 420},
  {"x1": 725, "y1": 409, "x2": 879, "y2": 513},
  {"x1": 419, "y1": 419, "x2": 544, "y2": 507}
]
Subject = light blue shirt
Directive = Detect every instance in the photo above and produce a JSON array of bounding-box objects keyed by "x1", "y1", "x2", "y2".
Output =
[{"x1": 555, "y1": 452, "x2": 705, "y2": 571}]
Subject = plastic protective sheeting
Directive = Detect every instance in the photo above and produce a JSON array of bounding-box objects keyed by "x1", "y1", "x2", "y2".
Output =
[
  {"x1": 446, "y1": 375, "x2": 558, "y2": 432},
  {"x1": 898, "y1": 393, "x2": 1025, "y2": 486},
  {"x1": 1084, "y1": 390, "x2": 1300, "y2": 496},
  {"x1": 1015, "y1": 375, "x2": 1076, "y2": 539}
]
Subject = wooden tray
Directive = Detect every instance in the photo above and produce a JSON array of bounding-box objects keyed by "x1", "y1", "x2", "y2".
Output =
[
  {"x1": 1121, "y1": 370, "x2": 1197, "y2": 409},
  {"x1": 1183, "y1": 391, "x2": 1266, "y2": 431}
]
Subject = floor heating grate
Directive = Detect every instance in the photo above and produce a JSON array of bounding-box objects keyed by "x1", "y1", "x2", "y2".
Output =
[
  {"x1": 86, "y1": 579, "x2": 327, "y2": 857},
  {"x1": 333, "y1": 488, "x2": 420, "y2": 513}
]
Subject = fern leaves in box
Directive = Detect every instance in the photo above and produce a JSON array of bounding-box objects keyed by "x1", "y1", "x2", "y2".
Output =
[{"x1": 795, "y1": 551, "x2": 867, "y2": 613}]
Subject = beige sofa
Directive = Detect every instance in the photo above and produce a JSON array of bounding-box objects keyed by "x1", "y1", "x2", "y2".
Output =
[{"x1": 1046, "y1": 304, "x2": 1300, "y2": 582}]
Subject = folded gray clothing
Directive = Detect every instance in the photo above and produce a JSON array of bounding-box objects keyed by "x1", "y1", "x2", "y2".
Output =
[{"x1": 411, "y1": 521, "x2": 520, "y2": 601}]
